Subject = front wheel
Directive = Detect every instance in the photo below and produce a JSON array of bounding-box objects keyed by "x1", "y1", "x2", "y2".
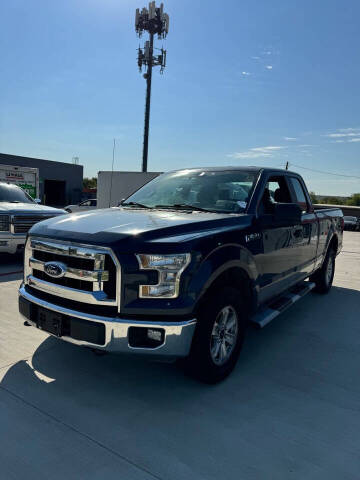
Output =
[
  {"x1": 310, "y1": 247, "x2": 336, "y2": 294},
  {"x1": 184, "y1": 287, "x2": 247, "y2": 384}
]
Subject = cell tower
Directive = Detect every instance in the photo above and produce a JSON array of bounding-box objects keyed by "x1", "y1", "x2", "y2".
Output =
[{"x1": 135, "y1": 2, "x2": 169, "y2": 172}]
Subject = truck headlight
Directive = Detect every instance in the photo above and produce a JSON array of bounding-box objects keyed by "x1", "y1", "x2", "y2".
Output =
[
  {"x1": 0, "y1": 215, "x2": 10, "y2": 232},
  {"x1": 136, "y1": 253, "x2": 191, "y2": 298}
]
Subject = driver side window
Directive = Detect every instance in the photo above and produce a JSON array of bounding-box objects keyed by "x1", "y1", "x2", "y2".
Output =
[{"x1": 258, "y1": 176, "x2": 292, "y2": 215}]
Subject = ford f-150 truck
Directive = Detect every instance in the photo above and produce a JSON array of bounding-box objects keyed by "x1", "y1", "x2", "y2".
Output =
[
  {"x1": 0, "y1": 183, "x2": 65, "y2": 254},
  {"x1": 19, "y1": 167, "x2": 343, "y2": 383}
]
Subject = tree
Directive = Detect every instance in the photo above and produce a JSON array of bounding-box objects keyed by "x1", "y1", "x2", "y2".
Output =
[
  {"x1": 83, "y1": 177, "x2": 97, "y2": 189},
  {"x1": 346, "y1": 193, "x2": 360, "y2": 206},
  {"x1": 309, "y1": 191, "x2": 318, "y2": 204},
  {"x1": 321, "y1": 196, "x2": 345, "y2": 205}
]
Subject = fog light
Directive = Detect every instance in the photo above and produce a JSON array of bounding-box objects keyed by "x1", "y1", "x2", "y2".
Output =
[
  {"x1": 128, "y1": 326, "x2": 165, "y2": 348},
  {"x1": 147, "y1": 329, "x2": 162, "y2": 341}
]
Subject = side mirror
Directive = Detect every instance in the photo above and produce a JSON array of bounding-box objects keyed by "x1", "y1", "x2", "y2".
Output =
[
  {"x1": 34, "y1": 198, "x2": 41, "y2": 204},
  {"x1": 273, "y1": 203, "x2": 302, "y2": 226},
  {"x1": 117, "y1": 198, "x2": 126, "y2": 207}
]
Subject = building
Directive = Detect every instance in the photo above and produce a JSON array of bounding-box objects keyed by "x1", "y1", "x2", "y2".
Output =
[
  {"x1": 0, "y1": 153, "x2": 83, "y2": 206},
  {"x1": 97, "y1": 171, "x2": 161, "y2": 208}
]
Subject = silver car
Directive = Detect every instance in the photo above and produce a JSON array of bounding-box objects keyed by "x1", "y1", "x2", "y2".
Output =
[
  {"x1": 344, "y1": 216, "x2": 358, "y2": 231},
  {"x1": 65, "y1": 198, "x2": 97, "y2": 213}
]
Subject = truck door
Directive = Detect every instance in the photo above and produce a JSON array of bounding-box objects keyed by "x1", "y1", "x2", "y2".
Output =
[
  {"x1": 287, "y1": 176, "x2": 318, "y2": 280},
  {"x1": 255, "y1": 175, "x2": 299, "y2": 304}
]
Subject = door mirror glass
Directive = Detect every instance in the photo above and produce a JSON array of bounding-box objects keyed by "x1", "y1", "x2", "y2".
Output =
[
  {"x1": 34, "y1": 198, "x2": 41, "y2": 204},
  {"x1": 257, "y1": 203, "x2": 302, "y2": 227},
  {"x1": 273, "y1": 203, "x2": 302, "y2": 226}
]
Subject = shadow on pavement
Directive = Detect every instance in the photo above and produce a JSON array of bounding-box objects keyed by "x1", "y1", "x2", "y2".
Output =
[
  {"x1": 0, "y1": 272, "x2": 23, "y2": 283},
  {"x1": 1, "y1": 285, "x2": 360, "y2": 479},
  {"x1": 0, "y1": 253, "x2": 23, "y2": 282}
]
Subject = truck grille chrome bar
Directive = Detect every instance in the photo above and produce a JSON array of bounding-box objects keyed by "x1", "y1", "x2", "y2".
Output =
[
  {"x1": 11, "y1": 215, "x2": 53, "y2": 234},
  {"x1": 26, "y1": 275, "x2": 110, "y2": 304},
  {"x1": 29, "y1": 257, "x2": 110, "y2": 283},
  {"x1": 25, "y1": 237, "x2": 120, "y2": 310}
]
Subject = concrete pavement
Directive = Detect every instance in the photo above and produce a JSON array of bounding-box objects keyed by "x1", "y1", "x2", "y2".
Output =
[{"x1": 0, "y1": 232, "x2": 359, "y2": 479}]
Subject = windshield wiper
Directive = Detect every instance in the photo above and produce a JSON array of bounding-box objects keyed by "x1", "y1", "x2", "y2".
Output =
[
  {"x1": 155, "y1": 203, "x2": 217, "y2": 213},
  {"x1": 121, "y1": 201, "x2": 151, "y2": 209}
]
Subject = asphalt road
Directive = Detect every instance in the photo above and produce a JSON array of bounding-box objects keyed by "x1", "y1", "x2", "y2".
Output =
[{"x1": 0, "y1": 232, "x2": 359, "y2": 479}]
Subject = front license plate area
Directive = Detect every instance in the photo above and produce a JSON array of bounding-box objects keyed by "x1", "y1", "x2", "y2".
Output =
[{"x1": 37, "y1": 308, "x2": 63, "y2": 337}]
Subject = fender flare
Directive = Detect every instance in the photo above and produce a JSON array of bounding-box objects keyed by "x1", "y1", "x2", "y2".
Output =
[{"x1": 189, "y1": 243, "x2": 259, "y2": 310}]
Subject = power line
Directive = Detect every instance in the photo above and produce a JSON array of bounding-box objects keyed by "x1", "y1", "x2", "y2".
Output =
[{"x1": 289, "y1": 163, "x2": 360, "y2": 180}]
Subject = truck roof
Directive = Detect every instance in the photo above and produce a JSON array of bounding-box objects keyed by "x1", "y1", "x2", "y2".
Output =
[{"x1": 167, "y1": 166, "x2": 299, "y2": 175}]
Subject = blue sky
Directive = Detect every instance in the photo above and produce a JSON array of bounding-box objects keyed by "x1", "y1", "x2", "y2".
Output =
[{"x1": 1, "y1": 0, "x2": 360, "y2": 195}]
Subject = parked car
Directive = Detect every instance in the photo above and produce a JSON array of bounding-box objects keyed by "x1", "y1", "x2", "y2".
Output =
[
  {"x1": 65, "y1": 198, "x2": 97, "y2": 213},
  {"x1": 0, "y1": 183, "x2": 65, "y2": 254},
  {"x1": 343, "y1": 216, "x2": 358, "y2": 231},
  {"x1": 19, "y1": 167, "x2": 343, "y2": 383}
]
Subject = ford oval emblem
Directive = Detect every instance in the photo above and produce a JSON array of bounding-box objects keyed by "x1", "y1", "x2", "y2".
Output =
[{"x1": 44, "y1": 261, "x2": 67, "y2": 278}]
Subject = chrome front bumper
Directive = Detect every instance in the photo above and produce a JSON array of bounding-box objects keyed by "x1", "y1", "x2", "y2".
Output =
[
  {"x1": 0, "y1": 234, "x2": 26, "y2": 254},
  {"x1": 19, "y1": 285, "x2": 197, "y2": 359}
]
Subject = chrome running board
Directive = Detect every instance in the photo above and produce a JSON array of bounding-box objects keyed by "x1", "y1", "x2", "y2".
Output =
[{"x1": 251, "y1": 281, "x2": 316, "y2": 328}]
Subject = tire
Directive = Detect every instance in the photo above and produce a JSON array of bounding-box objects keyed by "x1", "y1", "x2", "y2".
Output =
[
  {"x1": 184, "y1": 287, "x2": 247, "y2": 384},
  {"x1": 310, "y1": 246, "x2": 336, "y2": 294}
]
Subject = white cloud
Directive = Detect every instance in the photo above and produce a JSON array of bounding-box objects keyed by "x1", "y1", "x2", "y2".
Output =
[
  {"x1": 326, "y1": 132, "x2": 360, "y2": 138},
  {"x1": 298, "y1": 144, "x2": 313, "y2": 147},
  {"x1": 241, "y1": 71, "x2": 251, "y2": 76},
  {"x1": 252, "y1": 146, "x2": 285, "y2": 152},
  {"x1": 284, "y1": 137, "x2": 297, "y2": 141},
  {"x1": 324, "y1": 127, "x2": 360, "y2": 138},
  {"x1": 266, "y1": 65, "x2": 273, "y2": 70},
  {"x1": 228, "y1": 146, "x2": 286, "y2": 159},
  {"x1": 251, "y1": 56, "x2": 260, "y2": 60},
  {"x1": 338, "y1": 127, "x2": 360, "y2": 132},
  {"x1": 324, "y1": 128, "x2": 360, "y2": 143}
]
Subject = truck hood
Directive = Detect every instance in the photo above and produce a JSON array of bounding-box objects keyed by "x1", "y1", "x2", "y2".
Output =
[
  {"x1": 29, "y1": 207, "x2": 252, "y2": 248},
  {"x1": 0, "y1": 202, "x2": 65, "y2": 215}
]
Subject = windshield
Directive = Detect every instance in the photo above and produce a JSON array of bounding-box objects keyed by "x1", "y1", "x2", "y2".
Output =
[
  {"x1": 0, "y1": 183, "x2": 35, "y2": 204},
  {"x1": 124, "y1": 169, "x2": 257, "y2": 213}
]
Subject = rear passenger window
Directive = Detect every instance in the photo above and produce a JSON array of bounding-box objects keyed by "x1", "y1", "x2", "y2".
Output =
[{"x1": 289, "y1": 177, "x2": 308, "y2": 212}]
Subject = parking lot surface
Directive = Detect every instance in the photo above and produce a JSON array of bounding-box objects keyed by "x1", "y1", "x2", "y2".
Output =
[{"x1": 0, "y1": 232, "x2": 359, "y2": 479}]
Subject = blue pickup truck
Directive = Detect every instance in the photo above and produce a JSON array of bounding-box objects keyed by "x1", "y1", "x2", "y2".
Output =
[{"x1": 19, "y1": 167, "x2": 343, "y2": 383}]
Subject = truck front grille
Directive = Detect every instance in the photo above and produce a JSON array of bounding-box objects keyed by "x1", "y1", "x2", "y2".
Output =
[
  {"x1": 12, "y1": 215, "x2": 53, "y2": 233},
  {"x1": 24, "y1": 238, "x2": 120, "y2": 312}
]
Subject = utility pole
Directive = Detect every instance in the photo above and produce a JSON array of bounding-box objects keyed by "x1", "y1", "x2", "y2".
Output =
[{"x1": 135, "y1": 2, "x2": 169, "y2": 172}]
